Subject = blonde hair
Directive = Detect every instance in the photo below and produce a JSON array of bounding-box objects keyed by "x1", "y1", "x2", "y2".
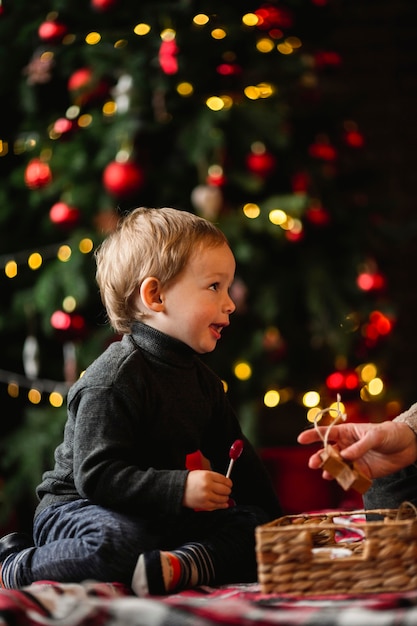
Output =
[{"x1": 95, "y1": 207, "x2": 229, "y2": 334}]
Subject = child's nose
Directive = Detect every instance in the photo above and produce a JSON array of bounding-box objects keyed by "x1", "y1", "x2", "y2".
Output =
[{"x1": 225, "y1": 294, "x2": 236, "y2": 314}]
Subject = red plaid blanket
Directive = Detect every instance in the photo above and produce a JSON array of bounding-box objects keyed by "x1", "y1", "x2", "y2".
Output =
[{"x1": 1, "y1": 580, "x2": 417, "y2": 626}]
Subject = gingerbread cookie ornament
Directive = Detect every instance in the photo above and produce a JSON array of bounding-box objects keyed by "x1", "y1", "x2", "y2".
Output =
[{"x1": 314, "y1": 395, "x2": 372, "y2": 495}]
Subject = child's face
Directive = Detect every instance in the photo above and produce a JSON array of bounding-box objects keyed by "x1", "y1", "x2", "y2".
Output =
[{"x1": 156, "y1": 242, "x2": 236, "y2": 353}]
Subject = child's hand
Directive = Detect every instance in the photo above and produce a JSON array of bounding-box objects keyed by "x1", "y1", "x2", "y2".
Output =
[{"x1": 183, "y1": 470, "x2": 232, "y2": 511}]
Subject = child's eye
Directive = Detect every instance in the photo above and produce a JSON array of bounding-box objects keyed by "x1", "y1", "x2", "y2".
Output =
[{"x1": 209, "y1": 283, "x2": 219, "y2": 291}]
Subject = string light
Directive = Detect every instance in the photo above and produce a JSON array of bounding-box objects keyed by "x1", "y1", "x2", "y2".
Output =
[
  {"x1": 242, "y1": 203, "x2": 261, "y2": 219},
  {"x1": 193, "y1": 14, "x2": 209, "y2": 26},
  {"x1": 0, "y1": 369, "x2": 70, "y2": 400},
  {"x1": 1, "y1": 238, "x2": 94, "y2": 275},
  {"x1": 264, "y1": 389, "x2": 280, "y2": 407},
  {"x1": 233, "y1": 361, "x2": 252, "y2": 380},
  {"x1": 133, "y1": 23, "x2": 151, "y2": 36},
  {"x1": 85, "y1": 32, "x2": 101, "y2": 45}
]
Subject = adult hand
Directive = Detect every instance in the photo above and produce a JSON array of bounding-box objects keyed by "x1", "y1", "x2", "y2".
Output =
[
  {"x1": 297, "y1": 421, "x2": 417, "y2": 479},
  {"x1": 183, "y1": 470, "x2": 232, "y2": 511}
]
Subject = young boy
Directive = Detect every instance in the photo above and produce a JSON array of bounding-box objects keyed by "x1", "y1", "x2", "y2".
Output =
[{"x1": 0, "y1": 207, "x2": 281, "y2": 595}]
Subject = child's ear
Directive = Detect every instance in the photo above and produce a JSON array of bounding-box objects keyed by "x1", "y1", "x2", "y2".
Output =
[{"x1": 140, "y1": 277, "x2": 164, "y2": 312}]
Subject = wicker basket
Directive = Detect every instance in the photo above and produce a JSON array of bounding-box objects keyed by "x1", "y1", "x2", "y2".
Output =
[{"x1": 256, "y1": 503, "x2": 417, "y2": 595}]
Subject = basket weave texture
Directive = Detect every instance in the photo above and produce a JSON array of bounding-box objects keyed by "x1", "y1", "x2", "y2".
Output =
[{"x1": 256, "y1": 504, "x2": 417, "y2": 595}]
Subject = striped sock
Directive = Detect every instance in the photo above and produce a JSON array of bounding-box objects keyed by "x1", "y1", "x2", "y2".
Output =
[{"x1": 132, "y1": 542, "x2": 215, "y2": 596}]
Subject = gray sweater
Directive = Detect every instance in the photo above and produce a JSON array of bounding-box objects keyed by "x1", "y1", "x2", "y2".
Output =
[
  {"x1": 394, "y1": 402, "x2": 417, "y2": 433},
  {"x1": 36, "y1": 322, "x2": 281, "y2": 520}
]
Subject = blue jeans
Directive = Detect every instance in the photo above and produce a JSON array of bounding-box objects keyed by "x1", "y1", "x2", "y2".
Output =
[{"x1": 2, "y1": 499, "x2": 269, "y2": 589}]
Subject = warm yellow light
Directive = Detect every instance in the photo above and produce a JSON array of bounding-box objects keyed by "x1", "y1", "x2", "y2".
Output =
[
  {"x1": 134, "y1": 23, "x2": 151, "y2": 36},
  {"x1": 103, "y1": 101, "x2": 117, "y2": 116},
  {"x1": 329, "y1": 400, "x2": 345, "y2": 419},
  {"x1": 243, "y1": 203, "x2": 261, "y2": 219},
  {"x1": 242, "y1": 13, "x2": 259, "y2": 27},
  {"x1": 220, "y1": 95, "x2": 233, "y2": 109},
  {"x1": 244, "y1": 86, "x2": 260, "y2": 100},
  {"x1": 57, "y1": 245, "x2": 72, "y2": 262},
  {"x1": 257, "y1": 83, "x2": 275, "y2": 98},
  {"x1": 277, "y1": 42, "x2": 293, "y2": 55},
  {"x1": 60, "y1": 32, "x2": 74, "y2": 45},
  {"x1": 28, "y1": 388, "x2": 42, "y2": 404},
  {"x1": 289, "y1": 218, "x2": 303, "y2": 234},
  {"x1": 286, "y1": 36, "x2": 302, "y2": 49},
  {"x1": 279, "y1": 216, "x2": 294, "y2": 231},
  {"x1": 114, "y1": 39, "x2": 128, "y2": 49},
  {"x1": 368, "y1": 378, "x2": 384, "y2": 396},
  {"x1": 303, "y1": 391, "x2": 320, "y2": 408},
  {"x1": 269, "y1": 209, "x2": 287, "y2": 225},
  {"x1": 234, "y1": 361, "x2": 252, "y2": 381},
  {"x1": 40, "y1": 50, "x2": 54, "y2": 63},
  {"x1": 264, "y1": 389, "x2": 280, "y2": 407},
  {"x1": 359, "y1": 363, "x2": 377, "y2": 382},
  {"x1": 206, "y1": 96, "x2": 224, "y2": 111},
  {"x1": 177, "y1": 82, "x2": 194, "y2": 96},
  {"x1": 49, "y1": 391, "x2": 64, "y2": 407},
  {"x1": 66, "y1": 105, "x2": 80, "y2": 119},
  {"x1": 208, "y1": 164, "x2": 223, "y2": 178},
  {"x1": 79, "y1": 238, "x2": 94, "y2": 254},
  {"x1": 63, "y1": 296, "x2": 76, "y2": 312},
  {"x1": 0, "y1": 140, "x2": 8, "y2": 156},
  {"x1": 211, "y1": 28, "x2": 226, "y2": 40},
  {"x1": 78, "y1": 114, "x2": 93, "y2": 128},
  {"x1": 307, "y1": 406, "x2": 322, "y2": 423},
  {"x1": 193, "y1": 13, "x2": 209, "y2": 26},
  {"x1": 161, "y1": 28, "x2": 176, "y2": 41},
  {"x1": 5, "y1": 260, "x2": 17, "y2": 278},
  {"x1": 221, "y1": 379, "x2": 228, "y2": 392},
  {"x1": 7, "y1": 382, "x2": 19, "y2": 398},
  {"x1": 85, "y1": 32, "x2": 101, "y2": 45},
  {"x1": 28, "y1": 252, "x2": 42, "y2": 270},
  {"x1": 256, "y1": 38, "x2": 275, "y2": 53}
]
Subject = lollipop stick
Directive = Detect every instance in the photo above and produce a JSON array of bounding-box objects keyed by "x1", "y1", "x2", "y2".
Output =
[
  {"x1": 226, "y1": 459, "x2": 234, "y2": 478},
  {"x1": 225, "y1": 439, "x2": 244, "y2": 478}
]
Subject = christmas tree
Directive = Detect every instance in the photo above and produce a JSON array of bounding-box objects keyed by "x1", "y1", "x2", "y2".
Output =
[{"x1": 0, "y1": 0, "x2": 398, "y2": 524}]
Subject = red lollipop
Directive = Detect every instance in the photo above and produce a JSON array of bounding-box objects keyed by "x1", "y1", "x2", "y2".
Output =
[{"x1": 225, "y1": 439, "x2": 244, "y2": 478}]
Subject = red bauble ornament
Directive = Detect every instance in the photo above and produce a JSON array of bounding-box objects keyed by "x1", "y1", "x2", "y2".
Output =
[
  {"x1": 326, "y1": 370, "x2": 360, "y2": 391},
  {"x1": 206, "y1": 172, "x2": 226, "y2": 187},
  {"x1": 246, "y1": 151, "x2": 276, "y2": 178},
  {"x1": 52, "y1": 117, "x2": 75, "y2": 139},
  {"x1": 24, "y1": 158, "x2": 52, "y2": 189},
  {"x1": 254, "y1": 5, "x2": 293, "y2": 29},
  {"x1": 306, "y1": 206, "x2": 330, "y2": 226},
  {"x1": 49, "y1": 202, "x2": 81, "y2": 228},
  {"x1": 314, "y1": 50, "x2": 342, "y2": 69},
  {"x1": 159, "y1": 39, "x2": 179, "y2": 75},
  {"x1": 309, "y1": 141, "x2": 337, "y2": 161},
  {"x1": 38, "y1": 19, "x2": 68, "y2": 43},
  {"x1": 103, "y1": 161, "x2": 145, "y2": 197},
  {"x1": 291, "y1": 171, "x2": 310, "y2": 193},
  {"x1": 91, "y1": 0, "x2": 118, "y2": 10},
  {"x1": 51, "y1": 310, "x2": 87, "y2": 341},
  {"x1": 68, "y1": 67, "x2": 109, "y2": 106},
  {"x1": 344, "y1": 130, "x2": 365, "y2": 148},
  {"x1": 357, "y1": 272, "x2": 386, "y2": 292}
]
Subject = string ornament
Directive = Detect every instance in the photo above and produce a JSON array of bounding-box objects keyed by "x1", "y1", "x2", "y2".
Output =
[{"x1": 314, "y1": 394, "x2": 372, "y2": 494}]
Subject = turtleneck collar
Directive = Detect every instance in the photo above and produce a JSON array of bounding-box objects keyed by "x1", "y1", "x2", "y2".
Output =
[{"x1": 129, "y1": 321, "x2": 196, "y2": 368}]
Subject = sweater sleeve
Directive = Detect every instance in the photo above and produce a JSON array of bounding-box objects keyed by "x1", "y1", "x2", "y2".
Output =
[
  {"x1": 48, "y1": 384, "x2": 189, "y2": 516},
  {"x1": 393, "y1": 401, "x2": 417, "y2": 435}
]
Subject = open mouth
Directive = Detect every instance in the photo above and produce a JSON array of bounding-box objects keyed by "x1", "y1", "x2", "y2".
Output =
[{"x1": 210, "y1": 324, "x2": 225, "y2": 339}]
